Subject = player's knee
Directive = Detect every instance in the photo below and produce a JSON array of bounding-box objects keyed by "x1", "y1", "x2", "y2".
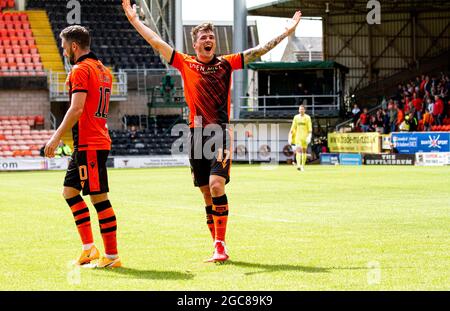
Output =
[
  {"x1": 62, "y1": 188, "x2": 79, "y2": 199},
  {"x1": 209, "y1": 181, "x2": 224, "y2": 197},
  {"x1": 90, "y1": 193, "x2": 108, "y2": 205}
]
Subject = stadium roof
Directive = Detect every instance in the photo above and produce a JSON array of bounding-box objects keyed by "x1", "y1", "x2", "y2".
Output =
[
  {"x1": 248, "y1": 0, "x2": 450, "y2": 17},
  {"x1": 247, "y1": 61, "x2": 349, "y2": 72}
]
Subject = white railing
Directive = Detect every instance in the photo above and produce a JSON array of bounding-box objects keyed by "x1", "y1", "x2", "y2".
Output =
[
  {"x1": 120, "y1": 68, "x2": 180, "y2": 95},
  {"x1": 239, "y1": 95, "x2": 340, "y2": 118},
  {"x1": 49, "y1": 112, "x2": 56, "y2": 130},
  {"x1": 48, "y1": 70, "x2": 128, "y2": 102}
]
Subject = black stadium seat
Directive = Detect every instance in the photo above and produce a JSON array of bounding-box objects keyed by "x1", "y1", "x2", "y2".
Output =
[{"x1": 26, "y1": 0, "x2": 158, "y2": 70}]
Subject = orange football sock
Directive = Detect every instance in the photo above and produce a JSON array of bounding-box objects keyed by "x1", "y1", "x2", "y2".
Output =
[
  {"x1": 212, "y1": 194, "x2": 229, "y2": 242},
  {"x1": 66, "y1": 195, "x2": 93, "y2": 245},
  {"x1": 94, "y1": 200, "x2": 118, "y2": 256},
  {"x1": 205, "y1": 205, "x2": 215, "y2": 240}
]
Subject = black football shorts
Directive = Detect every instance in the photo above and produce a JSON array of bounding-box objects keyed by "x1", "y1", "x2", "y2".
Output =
[
  {"x1": 189, "y1": 128, "x2": 233, "y2": 187},
  {"x1": 63, "y1": 150, "x2": 110, "y2": 195}
]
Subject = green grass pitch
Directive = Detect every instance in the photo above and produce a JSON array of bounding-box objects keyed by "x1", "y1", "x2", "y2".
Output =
[{"x1": 0, "y1": 164, "x2": 449, "y2": 290}]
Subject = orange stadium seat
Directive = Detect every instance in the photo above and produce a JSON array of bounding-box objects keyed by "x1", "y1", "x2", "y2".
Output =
[{"x1": 0, "y1": 12, "x2": 43, "y2": 77}]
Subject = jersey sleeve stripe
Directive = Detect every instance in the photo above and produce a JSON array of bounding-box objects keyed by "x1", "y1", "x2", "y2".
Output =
[
  {"x1": 169, "y1": 50, "x2": 176, "y2": 65},
  {"x1": 72, "y1": 89, "x2": 88, "y2": 93},
  {"x1": 240, "y1": 53, "x2": 244, "y2": 69}
]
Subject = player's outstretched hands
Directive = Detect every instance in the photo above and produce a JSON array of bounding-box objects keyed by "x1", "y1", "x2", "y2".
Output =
[
  {"x1": 122, "y1": 0, "x2": 139, "y2": 24},
  {"x1": 44, "y1": 135, "x2": 59, "y2": 158},
  {"x1": 285, "y1": 10, "x2": 302, "y2": 36}
]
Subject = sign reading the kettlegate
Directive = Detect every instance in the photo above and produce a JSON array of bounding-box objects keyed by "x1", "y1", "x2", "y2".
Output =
[
  {"x1": 364, "y1": 154, "x2": 415, "y2": 165},
  {"x1": 328, "y1": 133, "x2": 380, "y2": 154},
  {"x1": 391, "y1": 132, "x2": 450, "y2": 154}
]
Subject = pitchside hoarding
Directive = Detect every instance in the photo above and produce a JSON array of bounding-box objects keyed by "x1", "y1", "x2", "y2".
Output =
[
  {"x1": 320, "y1": 153, "x2": 339, "y2": 165},
  {"x1": 391, "y1": 132, "x2": 450, "y2": 154},
  {"x1": 320, "y1": 153, "x2": 362, "y2": 165},
  {"x1": 0, "y1": 158, "x2": 46, "y2": 171},
  {"x1": 338, "y1": 153, "x2": 363, "y2": 165},
  {"x1": 113, "y1": 156, "x2": 189, "y2": 168},
  {"x1": 328, "y1": 133, "x2": 381, "y2": 154},
  {"x1": 415, "y1": 152, "x2": 450, "y2": 166},
  {"x1": 364, "y1": 154, "x2": 415, "y2": 165}
]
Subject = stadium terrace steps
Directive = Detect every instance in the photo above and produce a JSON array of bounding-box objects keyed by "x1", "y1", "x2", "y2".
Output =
[{"x1": 26, "y1": 10, "x2": 65, "y2": 75}]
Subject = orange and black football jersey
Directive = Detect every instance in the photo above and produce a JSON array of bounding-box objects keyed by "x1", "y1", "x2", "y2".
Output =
[
  {"x1": 169, "y1": 51, "x2": 244, "y2": 128},
  {"x1": 67, "y1": 52, "x2": 112, "y2": 151}
]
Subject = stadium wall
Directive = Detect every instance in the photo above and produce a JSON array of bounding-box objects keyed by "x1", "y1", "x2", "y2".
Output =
[{"x1": 0, "y1": 90, "x2": 50, "y2": 128}]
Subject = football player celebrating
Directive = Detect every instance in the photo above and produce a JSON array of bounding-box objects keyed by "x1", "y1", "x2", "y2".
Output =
[{"x1": 123, "y1": 0, "x2": 301, "y2": 262}]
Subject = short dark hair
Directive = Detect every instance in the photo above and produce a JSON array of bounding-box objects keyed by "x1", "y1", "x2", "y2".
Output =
[
  {"x1": 191, "y1": 22, "x2": 214, "y2": 44},
  {"x1": 60, "y1": 25, "x2": 91, "y2": 49}
]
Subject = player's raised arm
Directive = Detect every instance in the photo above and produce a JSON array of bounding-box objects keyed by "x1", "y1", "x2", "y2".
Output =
[
  {"x1": 122, "y1": 0, "x2": 173, "y2": 62},
  {"x1": 243, "y1": 10, "x2": 301, "y2": 65}
]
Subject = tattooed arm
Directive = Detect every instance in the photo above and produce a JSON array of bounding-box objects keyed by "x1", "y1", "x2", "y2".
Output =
[{"x1": 243, "y1": 11, "x2": 302, "y2": 64}]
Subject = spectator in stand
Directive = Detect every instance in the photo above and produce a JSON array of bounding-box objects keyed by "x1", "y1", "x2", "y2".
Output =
[
  {"x1": 415, "y1": 75, "x2": 422, "y2": 88},
  {"x1": 423, "y1": 108, "x2": 433, "y2": 131},
  {"x1": 357, "y1": 107, "x2": 370, "y2": 132},
  {"x1": 447, "y1": 100, "x2": 450, "y2": 119},
  {"x1": 406, "y1": 112, "x2": 418, "y2": 132},
  {"x1": 398, "y1": 115, "x2": 409, "y2": 132},
  {"x1": 351, "y1": 104, "x2": 361, "y2": 127},
  {"x1": 394, "y1": 84, "x2": 404, "y2": 102},
  {"x1": 433, "y1": 95, "x2": 444, "y2": 125},
  {"x1": 396, "y1": 102, "x2": 404, "y2": 131},
  {"x1": 411, "y1": 92, "x2": 423, "y2": 121},
  {"x1": 375, "y1": 109, "x2": 385, "y2": 133},
  {"x1": 403, "y1": 96, "x2": 414, "y2": 115},
  {"x1": 129, "y1": 125, "x2": 138, "y2": 139},
  {"x1": 389, "y1": 102, "x2": 398, "y2": 133},
  {"x1": 368, "y1": 115, "x2": 377, "y2": 132},
  {"x1": 423, "y1": 75, "x2": 432, "y2": 94},
  {"x1": 381, "y1": 96, "x2": 388, "y2": 110},
  {"x1": 426, "y1": 96, "x2": 434, "y2": 116},
  {"x1": 383, "y1": 106, "x2": 391, "y2": 134}
]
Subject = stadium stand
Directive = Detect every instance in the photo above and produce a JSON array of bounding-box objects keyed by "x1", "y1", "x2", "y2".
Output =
[
  {"x1": 110, "y1": 115, "x2": 186, "y2": 156},
  {"x1": 0, "y1": 0, "x2": 15, "y2": 11},
  {"x1": 348, "y1": 73, "x2": 450, "y2": 133},
  {"x1": 0, "y1": 10, "x2": 46, "y2": 76},
  {"x1": 26, "y1": 10, "x2": 65, "y2": 74},
  {"x1": 26, "y1": 0, "x2": 163, "y2": 70},
  {"x1": 0, "y1": 115, "x2": 54, "y2": 157}
]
